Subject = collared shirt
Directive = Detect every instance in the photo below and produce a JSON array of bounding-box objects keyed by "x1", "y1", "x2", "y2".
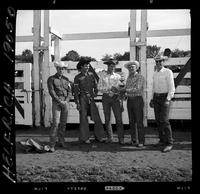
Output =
[
  {"x1": 151, "y1": 66, "x2": 175, "y2": 100},
  {"x1": 47, "y1": 73, "x2": 72, "y2": 104},
  {"x1": 97, "y1": 71, "x2": 121, "y2": 93},
  {"x1": 74, "y1": 71, "x2": 98, "y2": 104},
  {"x1": 125, "y1": 72, "x2": 145, "y2": 97}
]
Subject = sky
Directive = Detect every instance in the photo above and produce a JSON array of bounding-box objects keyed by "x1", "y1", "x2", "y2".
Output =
[{"x1": 16, "y1": 9, "x2": 191, "y2": 61}]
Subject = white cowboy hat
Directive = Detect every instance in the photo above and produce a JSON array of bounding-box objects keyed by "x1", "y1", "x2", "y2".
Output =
[
  {"x1": 154, "y1": 54, "x2": 168, "y2": 61},
  {"x1": 124, "y1": 61, "x2": 139, "y2": 70},
  {"x1": 54, "y1": 61, "x2": 68, "y2": 68}
]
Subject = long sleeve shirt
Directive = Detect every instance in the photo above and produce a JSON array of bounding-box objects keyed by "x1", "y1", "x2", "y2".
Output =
[
  {"x1": 73, "y1": 72, "x2": 98, "y2": 105},
  {"x1": 97, "y1": 71, "x2": 121, "y2": 93},
  {"x1": 125, "y1": 73, "x2": 145, "y2": 97},
  {"x1": 47, "y1": 73, "x2": 72, "y2": 104},
  {"x1": 151, "y1": 67, "x2": 175, "y2": 101}
]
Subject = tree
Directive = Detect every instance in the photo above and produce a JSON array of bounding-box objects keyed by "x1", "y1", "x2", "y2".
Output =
[
  {"x1": 113, "y1": 53, "x2": 123, "y2": 61},
  {"x1": 121, "y1": 52, "x2": 130, "y2": 61},
  {"x1": 61, "y1": 50, "x2": 80, "y2": 61},
  {"x1": 79, "y1": 56, "x2": 96, "y2": 62},
  {"x1": 61, "y1": 50, "x2": 97, "y2": 61},
  {"x1": 171, "y1": 49, "x2": 191, "y2": 58},
  {"x1": 146, "y1": 45, "x2": 161, "y2": 58},
  {"x1": 101, "y1": 45, "x2": 161, "y2": 61},
  {"x1": 113, "y1": 52, "x2": 130, "y2": 61},
  {"x1": 22, "y1": 49, "x2": 33, "y2": 63},
  {"x1": 101, "y1": 54, "x2": 113, "y2": 61},
  {"x1": 15, "y1": 49, "x2": 33, "y2": 63}
]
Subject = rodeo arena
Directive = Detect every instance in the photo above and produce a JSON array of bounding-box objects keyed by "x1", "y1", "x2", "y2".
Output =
[{"x1": 15, "y1": 10, "x2": 192, "y2": 187}]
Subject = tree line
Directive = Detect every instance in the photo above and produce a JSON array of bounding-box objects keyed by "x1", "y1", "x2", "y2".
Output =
[{"x1": 15, "y1": 45, "x2": 191, "y2": 63}]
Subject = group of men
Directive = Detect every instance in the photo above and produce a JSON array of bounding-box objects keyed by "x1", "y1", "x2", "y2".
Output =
[{"x1": 47, "y1": 54, "x2": 175, "y2": 153}]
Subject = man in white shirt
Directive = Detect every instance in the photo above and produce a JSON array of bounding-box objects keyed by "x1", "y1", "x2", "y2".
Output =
[{"x1": 149, "y1": 54, "x2": 175, "y2": 152}]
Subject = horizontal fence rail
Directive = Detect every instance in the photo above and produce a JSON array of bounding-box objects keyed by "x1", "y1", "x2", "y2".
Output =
[{"x1": 16, "y1": 28, "x2": 190, "y2": 42}]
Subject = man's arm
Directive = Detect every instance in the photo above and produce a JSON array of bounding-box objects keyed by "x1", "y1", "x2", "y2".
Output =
[
  {"x1": 73, "y1": 75, "x2": 80, "y2": 105},
  {"x1": 167, "y1": 70, "x2": 175, "y2": 101},
  {"x1": 97, "y1": 72, "x2": 108, "y2": 93},
  {"x1": 92, "y1": 74, "x2": 98, "y2": 97},
  {"x1": 63, "y1": 77, "x2": 72, "y2": 102},
  {"x1": 47, "y1": 77, "x2": 62, "y2": 105},
  {"x1": 149, "y1": 73, "x2": 155, "y2": 108}
]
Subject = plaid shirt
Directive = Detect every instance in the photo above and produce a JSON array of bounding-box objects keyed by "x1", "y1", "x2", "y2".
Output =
[
  {"x1": 125, "y1": 73, "x2": 145, "y2": 97},
  {"x1": 97, "y1": 71, "x2": 121, "y2": 93}
]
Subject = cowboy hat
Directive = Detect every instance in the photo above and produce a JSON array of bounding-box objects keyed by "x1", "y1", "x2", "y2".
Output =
[
  {"x1": 154, "y1": 54, "x2": 168, "y2": 61},
  {"x1": 76, "y1": 58, "x2": 91, "y2": 70},
  {"x1": 124, "y1": 61, "x2": 139, "y2": 70},
  {"x1": 54, "y1": 61, "x2": 68, "y2": 68},
  {"x1": 103, "y1": 59, "x2": 117, "y2": 66}
]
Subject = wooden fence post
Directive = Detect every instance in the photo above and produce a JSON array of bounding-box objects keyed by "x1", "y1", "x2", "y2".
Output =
[
  {"x1": 140, "y1": 10, "x2": 148, "y2": 127},
  {"x1": 33, "y1": 10, "x2": 41, "y2": 127},
  {"x1": 130, "y1": 10, "x2": 137, "y2": 61},
  {"x1": 54, "y1": 37, "x2": 60, "y2": 62},
  {"x1": 42, "y1": 10, "x2": 52, "y2": 127}
]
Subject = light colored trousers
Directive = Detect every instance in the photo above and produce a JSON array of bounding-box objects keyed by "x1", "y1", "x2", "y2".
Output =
[{"x1": 49, "y1": 100, "x2": 69, "y2": 147}]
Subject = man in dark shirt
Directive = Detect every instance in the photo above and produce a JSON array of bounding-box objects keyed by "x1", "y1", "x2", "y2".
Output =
[
  {"x1": 74, "y1": 59, "x2": 106, "y2": 144},
  {"x1": 47, "y1": 61, "x2": 72, "y2": 152}
]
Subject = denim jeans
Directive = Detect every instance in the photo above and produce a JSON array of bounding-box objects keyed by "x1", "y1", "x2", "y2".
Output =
[
  {"x1": 79, "y1": 95, "x2": 105, "y2": 141},
  {"x1": 127, "y1": 96, "x2": 145, "y2": 144},
  {"x1": 153, "y1": 94, "x2": 173, "y2": 145},
  {"x1": 49, "y1": 100, "x2": 69, "y2": 147},
  {"x1": 102, "y1": 94, "x2": 124, "y2": 141}
]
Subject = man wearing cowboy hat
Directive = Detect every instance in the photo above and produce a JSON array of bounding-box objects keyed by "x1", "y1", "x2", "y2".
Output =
[
  {"x1": 123, "y1": 60, "x2": 145, "y2": 147},
  {"x1": 74, "y1": 58, "x2": 106, "y2": 144},
  {"x1": 149, "y1": 54, "x2": 175, "y2": 152},
  {"x1": 47, "y1": 61, "x2": 72, "y2": 152},
  {"x1": 98, "y1": 59, "x2": 125, "y2": 144}
]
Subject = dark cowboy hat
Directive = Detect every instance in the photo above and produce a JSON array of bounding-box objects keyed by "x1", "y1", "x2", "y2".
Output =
[
  {"x1": 103, "y1": 58, "x2": 117, "y2": 66},
  {"x1": 76, "y1": 58, "x2": 91, "y2": 70},
  {"x1": 163, "y1": 48, "x2": 171, "y2": 57}
]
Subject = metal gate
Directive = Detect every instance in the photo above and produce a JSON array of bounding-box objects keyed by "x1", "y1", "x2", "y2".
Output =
[{"x1": 15, "y1": 63, "x2": 33, "y2": 125}]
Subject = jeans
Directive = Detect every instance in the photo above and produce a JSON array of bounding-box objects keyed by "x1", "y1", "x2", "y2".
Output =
[
  {"x1": 102, "y1": 94, "x2": 124, "y2": 141},
  {"x1": 127, "y1": 96, "x2": 145, "y2": 144},
  {"x1": 79, "y1": 95, "x2": 105, "y2": 141},
  {"x1": 49, "y1": 100, "x2": 69, "y2": 147},
  {"x1": 153, "y1": 94, "x2": 173, "y2": 145}
]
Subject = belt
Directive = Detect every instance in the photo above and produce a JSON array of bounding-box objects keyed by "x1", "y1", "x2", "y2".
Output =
[
  {"x1": 58, "y1": 96, "x2": 68, "y2": 101},
  {"x1": 154, "y1": 93, "x2": 168, "y2": 97},
  {"x1": 80, "y1": 92, "x2": 93, "y2": 96},
  {"x1": 103, "y1": 92, "x2": 118, "y2": 96},
  {"x1": 127, "y1": 95, "x2": 142, "y2": 99}
]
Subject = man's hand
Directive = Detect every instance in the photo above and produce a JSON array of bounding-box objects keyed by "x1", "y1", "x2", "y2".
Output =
[
  {"x1": 76, "y1": 103, "x2": 81, "y2": 111},
  {"x1": 118, "y1": 86, "x2": 126, "y2": 92},
  {"x1": 93, "y1": 93, "x2": 98, "y2": 98},
  {"x1": 65, "y1": 98, "x2": 70, "y2": 103},
  {"x1": 110, "y1": 86, "x2": 119, "y2": 94},
  {"x1": 59, "y1": 101, "x2": 66, "y2": 107},
  {"x1": 164, "y1": 99, "x2": 170, "y2": 106},
  {"x1": 149, "y1": 99, "x2": 154, "y2": 108},
  {"x1": 108, "y1": 91, "x2": 114, "y2": 97}
]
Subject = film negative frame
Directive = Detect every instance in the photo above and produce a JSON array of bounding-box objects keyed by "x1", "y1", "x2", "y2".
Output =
[{"x1": 0, "y1": 1, "x2": 193, "y2": 192}]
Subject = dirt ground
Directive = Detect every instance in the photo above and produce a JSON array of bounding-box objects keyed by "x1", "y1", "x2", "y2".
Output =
[{"x1": 15, "y1": 123, "x2": 192, "y2": 183}]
